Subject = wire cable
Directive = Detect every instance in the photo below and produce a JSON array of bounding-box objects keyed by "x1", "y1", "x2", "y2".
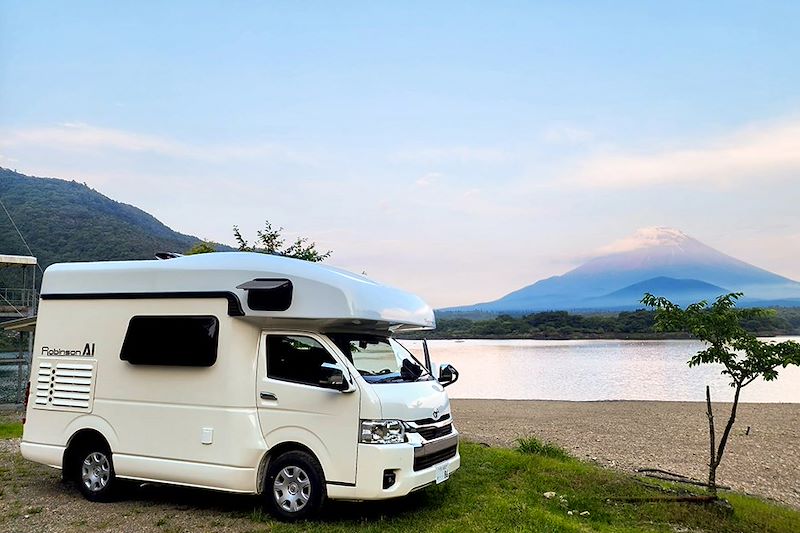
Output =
[
  {"x1": 0, "y1": 195, "x2": 43, "y2": 274},
  {"x1": 0, "y1": 291, "x2": 25, "y2": 317}
]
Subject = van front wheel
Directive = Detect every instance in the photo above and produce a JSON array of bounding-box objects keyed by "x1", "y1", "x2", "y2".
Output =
[
  {"x1": 75, "y1": 445, "x2": 118, "y2": 502},
  {"x1": 265, "y1": 451, "x2": 326, "y2": 520}
]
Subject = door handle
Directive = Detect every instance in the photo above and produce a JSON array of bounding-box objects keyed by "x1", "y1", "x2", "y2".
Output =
[{"x1": 260, "y1": 392, "x2": 278, "y2": 401}]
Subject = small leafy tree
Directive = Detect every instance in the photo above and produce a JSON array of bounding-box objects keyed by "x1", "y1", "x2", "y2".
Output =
[
  {"x1": 233, "y1": 221, "x2": 331, "y2": 262},
  {"x1": 185, "y1": 241, "x2": 217, "y2": 255},
  {"x1": 641, "y1": 292, "x2": 800, "y2": 495}
]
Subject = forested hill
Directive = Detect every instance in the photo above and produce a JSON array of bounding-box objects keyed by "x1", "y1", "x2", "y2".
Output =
[
  {"x1": 0, "y1": 168, "x2": 204, "y2": 268},
  {"x1": 398, "y1": 308, "x2": 800, "y2": 340}
]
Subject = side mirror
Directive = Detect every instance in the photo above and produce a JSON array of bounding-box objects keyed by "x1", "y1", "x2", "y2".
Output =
[
  {"x1": 319, "y1": 366, "x2": 352, "y2": 392},
  {"x1": 438, "y1": 363, "x2": 459, "y2": 387}
]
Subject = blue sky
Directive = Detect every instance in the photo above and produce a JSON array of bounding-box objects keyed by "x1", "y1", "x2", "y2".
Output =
[{"x1": 2, "y1": 1, "x2": 799, "y2": 306}]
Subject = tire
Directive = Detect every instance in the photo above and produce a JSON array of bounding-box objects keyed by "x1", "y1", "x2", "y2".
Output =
[
  {"x1": 74, "y1": 441, "x2": 118, "y2": 502},
  {"x1": 265, "y1": 450, "x2": 326, "y2": 520}
]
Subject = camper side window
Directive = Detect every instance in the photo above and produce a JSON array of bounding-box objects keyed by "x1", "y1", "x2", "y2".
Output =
[
  {"x1": 120, "y1": 316, "x2": 219, "y2": 367},
  {"x1": 266, "y1": 335, "x2": 338, "y2": 386}
]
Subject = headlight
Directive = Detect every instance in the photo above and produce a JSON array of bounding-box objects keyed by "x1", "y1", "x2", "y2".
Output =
[{"x1": 359, "y1": 419, "x2": 405, "y2": 444}]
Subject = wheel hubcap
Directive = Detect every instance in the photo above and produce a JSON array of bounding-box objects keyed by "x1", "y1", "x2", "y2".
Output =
[
  {"x1": 273, "y1": 466, "x2": 311, "y2": 513},
  {"x1": 81, "y1": 451, "x2": 111, "y2": 492}
]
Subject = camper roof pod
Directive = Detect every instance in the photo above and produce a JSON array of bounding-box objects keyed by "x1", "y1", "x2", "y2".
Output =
[{"x1": 40, "y1": 252, "x2": 435, "y2": 331}]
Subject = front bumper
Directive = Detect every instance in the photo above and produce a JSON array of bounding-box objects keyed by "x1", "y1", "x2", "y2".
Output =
[{"x1": 328, "y1": 431, "x2": 460, "y2": 501}]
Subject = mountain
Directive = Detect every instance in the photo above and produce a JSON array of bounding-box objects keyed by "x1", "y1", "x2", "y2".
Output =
[
  {"x1": 445, "y1": 227, "x2": 800, "y2": 313},
  {"x1": 588, "y1": 277, "x2": 729, "y2": 309},
  {"x1": 0, "y1": 168, "x2": 211, "y2": 269}
]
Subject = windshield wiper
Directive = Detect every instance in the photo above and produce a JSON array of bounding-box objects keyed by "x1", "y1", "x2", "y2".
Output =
[{"x1": 373, "y1": 375, "x2": 405, "y2": 383}]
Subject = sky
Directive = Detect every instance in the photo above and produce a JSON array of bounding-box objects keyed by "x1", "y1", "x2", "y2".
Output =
[{"x1": 1, "y1": 1, "x2": 799, "y2": 308}]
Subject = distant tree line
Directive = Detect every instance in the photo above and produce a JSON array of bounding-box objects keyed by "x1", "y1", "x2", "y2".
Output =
[{"x1": 400, "y1": 308, "x2": 800, "y2": 340}]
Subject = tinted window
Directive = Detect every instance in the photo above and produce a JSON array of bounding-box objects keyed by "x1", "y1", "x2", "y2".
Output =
[
  {"x1": 247, "y1": 280, "x2": 293, "y2": 311},
  {"x1": 266, "y1": 335, "x2": 338, "y2": 386},
  {"x1": 121, "y1": 316, "x2": 219, "y2": 367}
]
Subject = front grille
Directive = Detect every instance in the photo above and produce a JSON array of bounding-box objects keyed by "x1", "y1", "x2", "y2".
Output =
[
  {"x1": 417, "y1": 423, "x2": 453, "y2": 441},
  {"x1": 413, "y1": 444, "x2": 458, "y2": 471},
  {"x1": 414, "y1": 413, "x2": 451, "y2": 425}
]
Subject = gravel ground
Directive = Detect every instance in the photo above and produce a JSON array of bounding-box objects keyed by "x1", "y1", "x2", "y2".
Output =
[
  {"x1": 0, "y1": 435, "x2": 434, "y2": 533},
  {"x1": 451, "y1": 399, "x2": 800, "y2": 509},
  {"x1": 0, "y1": 437, "x2": 263, "y2": 533}
]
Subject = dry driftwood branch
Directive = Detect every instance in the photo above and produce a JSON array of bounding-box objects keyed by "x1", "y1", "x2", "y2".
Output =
[
  {"x1": 610, "y1": 495, "x2": 718, "y2": 504},
  {"x1": 635, "y1": 468, "x2": 691, "y2": 479},
  {"x1": 639, "y1": 472, "x2": 731, "y2": 490}
]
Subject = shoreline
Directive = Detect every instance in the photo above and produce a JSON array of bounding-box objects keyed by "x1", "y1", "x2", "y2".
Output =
[
  {"x1": 451, "y1": 397, "x2": 800, "y2": 404},
  {"x1": 399, "y1": 334, "x2": 800, "y2": 342},
  {"x1": 400, "y1": 333, "x2": 800, "y2": 341},
  {"x1": 451, "y1": 398, "x2": 800, "y2": 509}
]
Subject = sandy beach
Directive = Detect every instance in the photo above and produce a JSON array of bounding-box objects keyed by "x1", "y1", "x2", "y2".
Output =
[{"x1": 451, "y1": 399, "x2": 800, "y2": 509}]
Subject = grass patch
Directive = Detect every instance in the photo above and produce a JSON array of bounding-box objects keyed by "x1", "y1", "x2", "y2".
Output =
[
  {"x1": 243, "y1": 442, "x2": 800, "y2": 532},
  {"x1": 516, "y1": 436, "x2": 571, "y2": 460},
  {"x1": 0, "y1": 418, "x2": 23, "y2": 440}
]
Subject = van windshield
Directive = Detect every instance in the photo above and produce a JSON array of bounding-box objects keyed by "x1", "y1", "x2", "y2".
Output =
[{"x1": 327, "y1": 334, "x2": 432, "y2": 384}]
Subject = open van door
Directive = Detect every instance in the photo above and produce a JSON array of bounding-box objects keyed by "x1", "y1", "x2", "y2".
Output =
[{"x1": 255, "y1": 332, "x2": 360, "y2": 486}]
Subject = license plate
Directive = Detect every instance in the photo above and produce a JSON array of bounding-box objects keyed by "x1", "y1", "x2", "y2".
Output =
[{"x1": 435, "y1": 463, "x2": 450, "y2": 484}]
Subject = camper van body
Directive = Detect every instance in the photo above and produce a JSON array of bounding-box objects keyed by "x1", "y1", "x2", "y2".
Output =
[{"x1": 21, "y1": 253, "x2": 459, "y2": 517}]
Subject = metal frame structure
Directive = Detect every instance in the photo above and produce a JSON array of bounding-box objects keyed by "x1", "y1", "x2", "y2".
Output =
[{"x1": 0, "y1": 255, "x2": 37, "y2": 406}]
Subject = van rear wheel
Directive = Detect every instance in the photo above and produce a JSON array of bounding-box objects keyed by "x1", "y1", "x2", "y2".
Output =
[
  {"x1": 74, "y1": 443, "x2": 118, "y2": 502},
  {"x1": 265, "y1": 450, "x2": 325, "y2": 520}
]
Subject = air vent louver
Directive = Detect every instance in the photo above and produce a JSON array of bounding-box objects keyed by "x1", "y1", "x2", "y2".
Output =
[{"x1": 34, "y1": 361, "x2": 94, "y2": 410}]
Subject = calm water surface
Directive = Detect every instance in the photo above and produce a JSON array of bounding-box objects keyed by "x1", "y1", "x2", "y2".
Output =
[
  {"x1": 402, "y1": 337, "x2": 800, "y2": 403},
  {"x1": 4, "y1": 341, "x2": 800, "y2": 403}
]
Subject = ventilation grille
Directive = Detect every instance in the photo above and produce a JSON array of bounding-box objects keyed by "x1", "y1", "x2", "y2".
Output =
[
  {"x1": 413, "y1": 444, "x2": 458, "y2": 471},
  {"x1": 35, "y1": 361, "x2": 95, "y2": 410}
]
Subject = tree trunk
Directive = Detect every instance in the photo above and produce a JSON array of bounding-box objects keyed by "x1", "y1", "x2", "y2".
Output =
[
  {"x1": 705, "y1": 386, "x2": 717, "y2": 495},
  {"x1": 711, "y1": 383, "x2": 742, "y2": 494}
]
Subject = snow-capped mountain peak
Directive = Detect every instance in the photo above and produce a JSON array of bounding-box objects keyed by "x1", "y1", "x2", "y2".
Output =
[{"x1": 597, "y1": 226, "x2": 692, "y2": 255}]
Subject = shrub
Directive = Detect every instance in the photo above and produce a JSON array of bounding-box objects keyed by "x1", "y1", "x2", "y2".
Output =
[{"x1": 515, "y1": 436, "x2": 570, "y2": 460}]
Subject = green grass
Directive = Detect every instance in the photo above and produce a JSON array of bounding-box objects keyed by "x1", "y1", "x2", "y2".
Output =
[
  {"x1": 245, "y1": 442, "x2": 799, "y2": 533},
  {"x1": 0, "y1": 417, "x2": 22, "y2": 439}
]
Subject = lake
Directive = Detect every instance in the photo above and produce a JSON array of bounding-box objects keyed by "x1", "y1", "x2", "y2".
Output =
[
  {"x1": 402, "y1": 338, "x2": 800, "y2": 403},
  {"x1": 4, "y1": 339, "x2": 800, "y2": 403}
]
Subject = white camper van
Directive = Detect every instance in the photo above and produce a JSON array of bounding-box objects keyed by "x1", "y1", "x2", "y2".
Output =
[{"x1": 21, "y1": 252, "x2": 460, "y2": 519}]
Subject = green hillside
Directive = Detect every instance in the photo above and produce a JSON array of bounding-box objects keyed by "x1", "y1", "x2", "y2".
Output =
[{"x1": 0, "y1": 168, "x2": 207, "y2": 268}]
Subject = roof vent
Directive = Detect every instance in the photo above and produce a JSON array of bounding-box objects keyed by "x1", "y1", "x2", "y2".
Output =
[{"x1": 155, "y1": 252, "x2": 184, "y2": 260}]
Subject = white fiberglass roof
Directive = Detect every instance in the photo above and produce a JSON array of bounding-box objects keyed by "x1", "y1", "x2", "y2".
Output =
[{"x1": 41, "y1": 252, "x2": 435, "y2": 330}]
